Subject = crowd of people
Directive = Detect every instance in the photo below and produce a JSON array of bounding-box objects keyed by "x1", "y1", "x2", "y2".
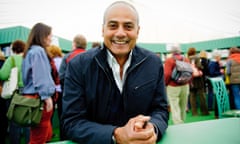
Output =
[
  {"x1": 0, "y1": 1, "x2": 239, "y2": 144},
  {"x1": 163, "y1": 45, "x2": 240, "y2": 123}
]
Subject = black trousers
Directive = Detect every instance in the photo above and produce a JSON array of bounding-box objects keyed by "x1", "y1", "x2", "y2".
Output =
[{"x1": 0, "y1": 97, "x2": 8, "y2": 144}]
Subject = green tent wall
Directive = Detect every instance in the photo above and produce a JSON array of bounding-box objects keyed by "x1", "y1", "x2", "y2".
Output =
[
  {"x1": 0, "y1": 26, "x2": 72, "y2": 52},
  {"x1": 1, "y1": 26, "x2": 240, "y2": 54}
]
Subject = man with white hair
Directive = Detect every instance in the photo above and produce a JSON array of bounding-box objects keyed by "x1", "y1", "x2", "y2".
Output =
[{"x1": 61, "y1": 1, "x2": 168, "y2": 144}]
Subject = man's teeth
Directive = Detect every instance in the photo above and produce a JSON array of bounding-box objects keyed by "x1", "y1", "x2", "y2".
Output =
[{"x1": 114, "y1": 41, "x2": 127, "y2": 44}]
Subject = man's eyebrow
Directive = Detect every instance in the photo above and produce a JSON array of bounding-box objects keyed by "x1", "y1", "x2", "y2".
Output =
[
  {"x1": 107, "y1": 20, "x2": 135, "y2": 23},
  {"x1": 107, "y1": 20, "x2": 117, "y2": 23},
  {"x1": 124, "y1": 21, "x2": 134, "y2": 25}
]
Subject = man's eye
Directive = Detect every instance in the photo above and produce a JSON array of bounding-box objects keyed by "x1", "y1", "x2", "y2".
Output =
[
  {"x1": 108, "y1": 23, "x2": 117, "y2": 29},
  {"x1": 125, "y1": 24, "x2": 134, "y2": 30}
]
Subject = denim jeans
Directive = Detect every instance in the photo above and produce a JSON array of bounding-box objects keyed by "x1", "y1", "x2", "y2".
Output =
[
  {"x1": 9, "y1": 122, "x2": 30, "y2": 144},
  {"x1": 231, "y1": 84, "x2": 240, "y2": 109},
  {"x1": 207, "y1": 85, "x2": 214, "y2": 110}
]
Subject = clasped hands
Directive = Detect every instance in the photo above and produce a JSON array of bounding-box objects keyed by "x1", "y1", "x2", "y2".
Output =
[{"x1": 113, "y1": 115, "x2": 157, "y2": 144}]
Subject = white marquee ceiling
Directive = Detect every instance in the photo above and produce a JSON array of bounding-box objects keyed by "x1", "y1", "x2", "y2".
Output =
[{"x1": 0, "y1": 0, "x2": 240, "y2": 43}]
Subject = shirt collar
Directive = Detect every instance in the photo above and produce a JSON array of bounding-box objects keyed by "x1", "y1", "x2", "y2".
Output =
[{"x1": 107, "y1": 50, "x2": 132, "y2": 68}]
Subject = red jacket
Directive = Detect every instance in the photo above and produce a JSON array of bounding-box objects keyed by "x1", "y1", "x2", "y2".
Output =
[{"x1": 66, "y1": 48, "x2": 86, "y2": 63}]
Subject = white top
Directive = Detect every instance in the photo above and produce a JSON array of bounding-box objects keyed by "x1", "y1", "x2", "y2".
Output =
[{"x1": 107, "y1": 50, "x2": 132, "y2": 93}]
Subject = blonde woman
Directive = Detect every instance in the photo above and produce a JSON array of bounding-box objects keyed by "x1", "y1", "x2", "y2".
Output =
[{"x1": 47, "y1": 45, "x2": 64, "y2": 140}]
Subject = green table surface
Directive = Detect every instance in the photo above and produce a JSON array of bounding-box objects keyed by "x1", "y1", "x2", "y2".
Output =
[
  {"x1": 159, "y1": 117, "x2": 240, "y2": 144},
  {"x1": 48, "y1": 118, "x2": 240, "y2": 144}
]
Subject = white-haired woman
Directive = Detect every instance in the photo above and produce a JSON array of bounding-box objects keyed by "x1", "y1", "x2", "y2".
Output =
[{"x1": 208, "y1": 49, "x2": 224, "y2": 118}]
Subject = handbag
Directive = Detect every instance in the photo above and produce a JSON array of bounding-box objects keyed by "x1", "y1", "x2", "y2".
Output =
[
  {"x1": 6, "y1": 93, "x2": 44, "y2": 127},
  {"x1": 1, "y1": 56, "x2": 18, "y2": 99}
]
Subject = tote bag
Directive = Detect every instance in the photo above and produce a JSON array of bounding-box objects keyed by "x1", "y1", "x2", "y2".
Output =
[{"x1": 1, "y1": 57, "x2": 18, "y2": 99}]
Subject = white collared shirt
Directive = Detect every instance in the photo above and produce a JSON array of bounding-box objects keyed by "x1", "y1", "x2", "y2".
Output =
[{"x1": 107, "y1": 50, "x2": 132, "y2": 93}]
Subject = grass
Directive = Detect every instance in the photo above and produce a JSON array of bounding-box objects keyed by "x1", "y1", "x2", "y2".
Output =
[{"x1": 168, "y1": 110, "x2": 215, "y2": 125}]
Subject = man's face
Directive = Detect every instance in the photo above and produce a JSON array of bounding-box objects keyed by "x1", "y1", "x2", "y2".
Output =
[{"x1": 102, "y1": 4, "x2": 140, "y2": 58}]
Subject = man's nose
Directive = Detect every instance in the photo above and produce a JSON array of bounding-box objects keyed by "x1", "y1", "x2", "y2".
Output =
[{"x1": 115, "y1": 26, "x2": 127, "y2": 37}]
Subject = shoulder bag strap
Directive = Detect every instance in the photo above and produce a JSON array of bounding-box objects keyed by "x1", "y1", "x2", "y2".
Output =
[
  {"x1": 11, "y1": 56, "x2": 16, "y2": 67},
  {"x1": 173, "y1": 54, "x2": 184, "y2": 61},
  {"x1": 11, "y1": 56, "x2": 19, "y2": 90}
]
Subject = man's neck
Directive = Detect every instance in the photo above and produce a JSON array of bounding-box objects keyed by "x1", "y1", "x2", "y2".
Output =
[{"x1": 115, "y1": 55, "x2": 129, "y2": 67}]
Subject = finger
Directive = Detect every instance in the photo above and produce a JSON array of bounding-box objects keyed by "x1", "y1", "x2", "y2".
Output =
[
  {"x1": 131, "y1": 128, "x2": 156, "y2": 141},
  {"x1": 131, "y1": 135, "x2": 156, "y2": 144},
  {"x1": 134, "y1": 121, "x2": 143, "y2": 132},
  {"x1": 130, "y1": 115, "x2": 151, "y2": 132},
  {"x1": 134, "y1": 121, "x2": 148, "y2": 132},
  {"x1": 139, "y1": 128, "x2": 155, "y2": 139},
  {"x1": 136, "y1": 115, "x2": 151, "y2": 122},
  {"x1": 134, "y1": 121, "x2": 144, "y2": 128},
  {"x1": 134, "y1": 116, "x2": 150, "y2": 131}
]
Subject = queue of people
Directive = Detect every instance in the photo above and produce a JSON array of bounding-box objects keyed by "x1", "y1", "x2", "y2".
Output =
[
  {"x1": 0, "y1": 1, "x2": 239, "y2": 144},
  {"x1": 0, "y1": 40, "x2": 30, "y2": 144},
  {"x1": 165, "y1": 45, "x2": 240, "y2": 122},
  {"x1": 187, "y1": 47, "x2": 209, "y2": 116}
]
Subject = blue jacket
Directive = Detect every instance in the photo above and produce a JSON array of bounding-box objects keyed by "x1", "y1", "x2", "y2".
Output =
[
  {"x1": 62, "y1": 45, "x2": 169, "y2": 144},
  {"x1": 22, "y1": 45, "x2": 55, "y2": 100},
  {"x1": 208, "y1": 60, "x2": 222, "y2": 77}
]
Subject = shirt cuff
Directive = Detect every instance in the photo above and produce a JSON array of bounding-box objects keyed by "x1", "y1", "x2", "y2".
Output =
[
  {"x1": 152, "y1": 123, "x2": 159, "y2": 136},
  {"x1": 112, "y1": 135, "x2": 116, "y2": 144}
]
